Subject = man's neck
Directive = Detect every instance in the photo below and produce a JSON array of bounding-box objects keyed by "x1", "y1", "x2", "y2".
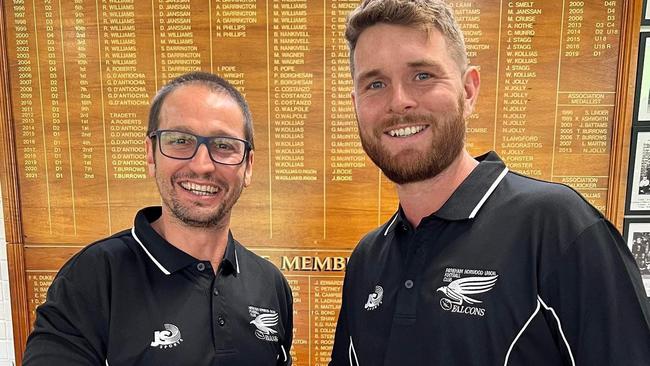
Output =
[
  {"x1": 396, "y1": 150, "x2": 478, "y2": 228},
  {"x1": 151, "y1": 210, "x2": 230, "y2": 272}
]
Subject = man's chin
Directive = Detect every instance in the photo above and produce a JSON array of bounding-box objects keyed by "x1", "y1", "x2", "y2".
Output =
[
  {"x1": 180, "y1": 218, "x2": 220, "y2": 228},
  {"x1": 382, "y1": 169, "x2": 437, "y2": 185},
  {"x1": 166, "y1": 202, "x2": 229, "y2": 229},
  {"x1": 177, "y1": 213, "x2": 226, "y2": 228},
  {"x1": 379, "y1": 157, "x2": 450, "y2": 184}
]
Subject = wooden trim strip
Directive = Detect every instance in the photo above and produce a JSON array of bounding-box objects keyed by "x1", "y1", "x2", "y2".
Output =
[
  {"x1": 0, "y1": 2, "x2": 28, "y2": 363},
  {"x1": 609, "y1": 0, "x2": 643, "y2": 229}
]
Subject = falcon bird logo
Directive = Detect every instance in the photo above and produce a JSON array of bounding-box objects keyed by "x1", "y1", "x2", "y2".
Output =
[
  {"x1": 250, "y1": 312, "x2": 279, "y2": 339},
  {"x1": 436, "y1": 275, "x2": 498, "y2": 308}
]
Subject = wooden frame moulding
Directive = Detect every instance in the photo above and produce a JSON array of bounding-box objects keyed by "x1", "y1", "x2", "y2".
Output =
[
  {"x1": 0, "y1": 1, "x2": 29, "y2": 363},
  {"x1": 609, "y1": 0, "x2": 643, "y2": 229}
]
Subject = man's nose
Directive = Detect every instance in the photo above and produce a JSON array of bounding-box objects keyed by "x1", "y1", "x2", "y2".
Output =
[
  {"x1": 388, "y1": 83, "x2": 417, "y2": 114},
  {"x1": 189, "y1": 144, "x2": 217, "y2": 173}
]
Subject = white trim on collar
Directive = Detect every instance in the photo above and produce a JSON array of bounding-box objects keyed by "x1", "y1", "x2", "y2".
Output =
[
  {"x1": 383, "y1": 213, "x2": 399, "y2": 237},
  {"x1": 469, "y1": 167, "x2": 509, "y2": 219},
  {"x1": 131, "y1": 227, "x2": 171, "y2": 275},
  {"x1": 234, "y1": 247, "x2": 240, "y2": 274}
]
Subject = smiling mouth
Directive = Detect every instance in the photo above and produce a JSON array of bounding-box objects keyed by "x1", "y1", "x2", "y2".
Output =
[
  {"x1": 387, "y1": 125, "x2": 427, "y2": 137},
  {"x1": 180, "y1": 182, "x2": 220, "y2": 196}
]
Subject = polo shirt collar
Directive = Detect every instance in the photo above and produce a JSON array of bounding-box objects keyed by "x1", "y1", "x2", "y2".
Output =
[
  {"x1": 436, "y1": 151, "x2": 509, "y2": 220},
  {"x1": 222, "y1": 233, "x2": 239, "y2": 275},
  {"x1": 131, "y1": 206, "x2": 240, "y2": 276},
  {"x1": 385, "y1": 151, "x2": 509, "y2": 234}
]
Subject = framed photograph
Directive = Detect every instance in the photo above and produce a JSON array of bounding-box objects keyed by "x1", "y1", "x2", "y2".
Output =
[
  {"x1": 626, "y1": 127, "x2": 650, "y2": 213},
  {"x1": 644, "y1": 0, "x2": 650, "y2": 26},
  {"x1": 634, "y1": 33, "x2": 650, "y2": 122},
  {"x1": 623, "y1": 219, "x2": 650, "y2": 297}
]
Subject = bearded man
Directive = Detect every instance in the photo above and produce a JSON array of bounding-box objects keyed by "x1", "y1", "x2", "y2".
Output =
[{"x1": 330, "y1": 0, "x2": 650, "y2": 365}]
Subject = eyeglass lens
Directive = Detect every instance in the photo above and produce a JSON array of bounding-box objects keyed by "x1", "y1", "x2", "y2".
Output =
[{"x1": 158, "y1": 130, "x2": 246, "y2": 165}]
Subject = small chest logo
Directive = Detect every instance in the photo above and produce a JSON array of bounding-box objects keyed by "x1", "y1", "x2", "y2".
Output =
[
  {"x1": 150, "y1": 323, "x2": 183, "y2": 349},
  {"x1": 249, "y1": 306, "x2": 279, "y2": 342},
  {"x1": 364, "y1": 285, "x2": 383, "y2": 311},
  {"x1": 437, "y1": 267, "x2": 498, "y2": 317}
]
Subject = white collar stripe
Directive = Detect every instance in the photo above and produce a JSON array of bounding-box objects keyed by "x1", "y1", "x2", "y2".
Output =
[
  {"x1": 469, "y1": 167, "x2": 509, "y2": 219},
  {"x1": 538, "y1": 296, "x2": 576, "y2": 366},
  {"x1": 235, "y1": 248, "x2": 240, "y2": 273},
  {"x1": 503, "y1": 299, "x2": 541, "y2": 365},
  {"x1": 383, "y1": 214, "x2": 399, "y2": 236},
  {"x1": 131, "y1": 227, "x2": 171, "y2": 275}
]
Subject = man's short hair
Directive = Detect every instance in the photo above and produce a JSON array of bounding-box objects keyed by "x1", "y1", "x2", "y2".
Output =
[
  {"x1": 345, "y1": 0, "x2": 467, "y2": 74},
  {"x1": 148, "y1": 71, "x2": 254, "y2": 149}
]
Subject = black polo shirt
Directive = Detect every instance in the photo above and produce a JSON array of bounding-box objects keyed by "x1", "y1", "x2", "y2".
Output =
[
  {"x1": 330, "y1": 151, "x2": 650, "y2": 366},
  {"x1": 24, "y1": 207, "x2": 293, "y2": 366}
]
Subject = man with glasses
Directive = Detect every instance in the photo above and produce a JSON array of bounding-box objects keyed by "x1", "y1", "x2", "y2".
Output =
[{"x1": 23, "y1": 72, "x2": 293, "y2": 366}]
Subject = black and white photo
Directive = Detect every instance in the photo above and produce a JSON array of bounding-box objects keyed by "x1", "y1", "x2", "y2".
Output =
[
  {"x1": 634, "y1": 33, "x2": 650, "y2": 121},
  {"x1": 624, "y1": 219, "x2": 650, "y2": 297},
  {"x1": 626, "y1": 128, "x2": 650, "y2": 212}
]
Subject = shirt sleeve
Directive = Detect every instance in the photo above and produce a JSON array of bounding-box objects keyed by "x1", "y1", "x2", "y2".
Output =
[
  {"x1": 277, "y1": 274, "x2": 294, "y2": 366},
  {"x1": 329, "y1": 270, "x2": 353, "y2": 366},
  {"x1": 23, "y1": 250, "x2": 110, "y2": 366},
  {"x1": 538, "y1": 219, "x2": 650, "y2": 365}
]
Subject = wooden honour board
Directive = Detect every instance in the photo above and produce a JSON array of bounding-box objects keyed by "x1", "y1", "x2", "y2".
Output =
[{"x1": 0, "y1": 0, "x2": 643, "y2": 364}]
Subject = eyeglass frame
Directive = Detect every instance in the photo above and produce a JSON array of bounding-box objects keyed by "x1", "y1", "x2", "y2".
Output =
[{"x1": 148, "y1": 129, "x2": 252, "y2": 166}]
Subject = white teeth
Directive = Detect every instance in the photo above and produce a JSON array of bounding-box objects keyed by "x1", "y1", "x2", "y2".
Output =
[
  {"x1": 180, "y1": 182, "x2": 219, "y2": 195},
  {"x1": 388, "y1": 125, "x2": 425, "y2": 137}
]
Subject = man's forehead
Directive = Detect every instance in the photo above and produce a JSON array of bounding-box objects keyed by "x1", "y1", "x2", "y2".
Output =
[
  {"x1": 356, "y1": 23, "x2": 446, "y2": 47},
  {"x1": 354, "y1": 25, "x2": 449, "y2": 63},
  {"x1": 158, "y1": 86, "x2": 244, "y2": 129},
  {"x1": 165, "y1": 84, "x2": 234, "y2": 104},
  {"x1": 353, "y1": 47, "x2": 453, "y2": 83},
  {"x1": 161, "y1": 86, "x2": 241, "y2": 115}
]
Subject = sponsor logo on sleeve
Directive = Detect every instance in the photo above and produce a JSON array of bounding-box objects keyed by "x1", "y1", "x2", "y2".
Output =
[
  {"x1": 364, "y1": 285, "x2": 383, "y2": 311},
  {"x1": 436, "y1": 267, "x2": 499, "y2": 317},
  {"x1": 249, "y1": 305, "x2": 280, "y2": 342}
]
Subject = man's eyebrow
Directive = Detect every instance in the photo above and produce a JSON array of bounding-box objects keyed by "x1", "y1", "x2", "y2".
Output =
[
  {"x1": 407, "y1": 59, "x2": 445, "y2": 72},
  {"x1": 355, "y1": 60, "x2": 447, "y2": 84},
  {"x1": 355, "y1": 69, "x2": 382, "y2": 84},
  {"x1": 163, "y1": 126, "x2": 194, "y2": 133}
]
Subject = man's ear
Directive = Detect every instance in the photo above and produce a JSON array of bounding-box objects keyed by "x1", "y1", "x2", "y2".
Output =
[
  {"x1": 462, "y1": 66, "x2": 480, "y2": 118},
  {"x1": 243, "y1": 150, "x2": 254, "y2": 187},
  {"x1": 146, "y1": 137, "x2": 156, "y2": 177}
]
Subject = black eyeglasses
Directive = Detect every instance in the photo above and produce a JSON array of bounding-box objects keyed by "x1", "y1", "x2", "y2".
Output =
[{"x1": 149, "y1": 130, "x2": 252, "y2": 165}]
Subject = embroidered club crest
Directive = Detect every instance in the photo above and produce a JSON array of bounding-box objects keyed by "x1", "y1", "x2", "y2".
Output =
[
  {"x1": 437, "y1": 269, "x2": 499, "y2": 317},
  {"x1": 249, "y1": 305, "x2": 279, "y2": 342}
]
